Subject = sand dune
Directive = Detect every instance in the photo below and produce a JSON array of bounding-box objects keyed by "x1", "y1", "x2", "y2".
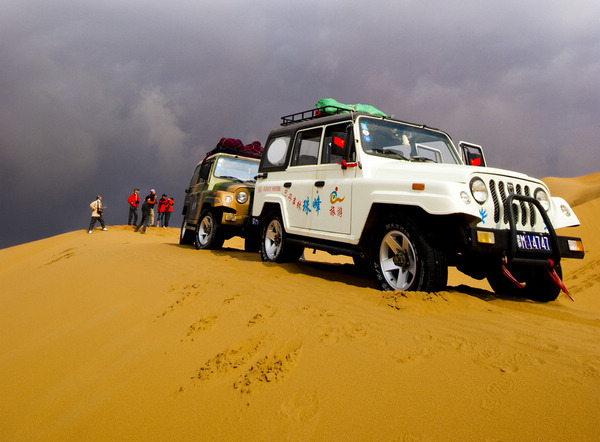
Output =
[
  {"x1": 1, "y1": 175, "x2": 599, "y2": 441},
  {"x1": 543, "y1": 171, "x2": 600, "y2": 207}
]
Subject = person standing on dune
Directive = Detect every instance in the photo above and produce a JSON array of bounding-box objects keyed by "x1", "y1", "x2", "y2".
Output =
[
  {"x1": 134, "y1": 196, "x2": 153, "y2": 234},
  {"x1": 156, "y1": 194, "x2": 168, "y2": 227},
  {"x1": 145, "y1": 189, "x2": 157, "y2": 227},
  {"x1": 127, "y1": 188, "x2": 140, "y2": 225},
  {"x1": 164, "y1": 196, "x2": 174, "y2": 228},
  {"x1": 88, "y1": 195, "x2": 108, "y2": 233}
]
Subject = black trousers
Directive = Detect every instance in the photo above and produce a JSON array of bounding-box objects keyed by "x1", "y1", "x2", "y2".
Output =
[
  {"x1": 135, "y1": 211, "x2": 151, "y2": 233},
  {"x1": 88, "y1": 215, "x2": 106, "y2": 231},
  {"x1": 164, "y1": 212, "x2": 172, "y2": 227},
  {"x1": 128, "y1": 206, "x2": 139, "y2": 225}
]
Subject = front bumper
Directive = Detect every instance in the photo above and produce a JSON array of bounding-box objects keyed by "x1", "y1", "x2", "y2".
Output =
[{"x1": 468, "y1": 194, "x2": 584, "y2": 265}]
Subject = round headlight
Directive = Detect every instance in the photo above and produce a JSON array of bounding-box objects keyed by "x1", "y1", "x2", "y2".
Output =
[
  {"x1": 534, "y1": 188, "x2": 550, "y2": 211},
  {"x1": 224, "y1": 195, "x2": 233, "y2": 204},
  {"x1": 470, "y1": 177, "x2": 488, "y2": 204},
  {"x1": 560, "y1": 204, "x2": 571, "y2": 217},
  {"x1": 236, "y1": 190, "x2": 249, "y2": 204}
]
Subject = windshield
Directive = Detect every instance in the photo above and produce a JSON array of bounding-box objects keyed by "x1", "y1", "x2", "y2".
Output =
[
  {"x1": 213, "y1": 157, "x2": 259, "y2": 182},
  {"x1": 358, "y1": 117, "x2": 460, "y2": 164}
]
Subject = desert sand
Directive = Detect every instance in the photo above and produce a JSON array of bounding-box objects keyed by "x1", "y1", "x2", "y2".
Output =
[{"x1": 1, "y1": 173, "x2": 599, "y2": 441}]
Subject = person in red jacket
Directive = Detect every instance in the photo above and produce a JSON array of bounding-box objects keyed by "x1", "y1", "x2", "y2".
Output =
[
  {"x1": 164, "y1": 196, "x2": 174, "y2": 228},
  {"x1": 156, "y1": 194, "x2": 168, "y2": 227},
  {"x1": 127, "y1": 189, "x2": 140, "y2": 225}
]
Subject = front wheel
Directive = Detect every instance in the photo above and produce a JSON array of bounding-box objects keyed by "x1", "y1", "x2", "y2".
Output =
[
  {"x1": 195, "y1": 211, "x2": 224, "y2": 250},
  {"x1": 371, "y1": 216, "x2": 447, "y2": 292},
  {"x1": 487, "y1": 263, "x2": 561, "y2": 302},
  {"x1": 260, "y1": 212, "x2": 304, "y2": 263},
  {"x1": 179, "y1": 218, "x2": 195, "y2": 245}
]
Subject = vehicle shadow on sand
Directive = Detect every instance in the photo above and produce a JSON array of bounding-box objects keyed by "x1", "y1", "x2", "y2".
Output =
[{"x1": 174, "y1": 243, "x2": 518, "y2": 301}]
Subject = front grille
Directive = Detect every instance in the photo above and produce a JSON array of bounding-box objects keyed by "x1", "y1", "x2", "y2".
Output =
[{"x1": 488, "y1": 179, "x2": 538, "y2": 229}]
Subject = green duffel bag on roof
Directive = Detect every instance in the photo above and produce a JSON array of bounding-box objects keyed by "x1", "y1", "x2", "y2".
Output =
[{"x1": 315, "y1": 98, "x2": 388, "y2": 117}]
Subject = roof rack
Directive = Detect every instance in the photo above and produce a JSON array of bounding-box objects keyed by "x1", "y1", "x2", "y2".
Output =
[{"x1": 280, "y1": 106, "x2": 349, "y2": 126}]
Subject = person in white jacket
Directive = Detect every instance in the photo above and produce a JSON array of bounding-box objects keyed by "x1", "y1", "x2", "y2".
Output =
[{"x1": 88, "y1": 195, "x2": 108, "y2": 233}]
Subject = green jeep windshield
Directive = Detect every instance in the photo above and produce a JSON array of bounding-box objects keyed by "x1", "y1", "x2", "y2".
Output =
[
  {"x1": 213, "y1": 157, "x2": 259, "y2": 182},
  {"x1": 358, "y1": 117, "x2": 460, "y2": 164}
]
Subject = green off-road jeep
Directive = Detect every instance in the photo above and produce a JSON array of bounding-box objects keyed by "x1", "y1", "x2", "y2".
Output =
[{"x1": 180, "y1": 147, "x2": 261, "y2": 251}]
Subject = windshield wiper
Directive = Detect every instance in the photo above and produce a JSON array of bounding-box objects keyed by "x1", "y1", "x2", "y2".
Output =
[
  {"x1": 409, "y1": 156, "x2": 435, "y2": 163},
  {"x1": 370, "y1": 148, "x2": 408, "y2": 161},
  {"x1": 216, "y1": 175, "x2": 243, "y2": 182}
]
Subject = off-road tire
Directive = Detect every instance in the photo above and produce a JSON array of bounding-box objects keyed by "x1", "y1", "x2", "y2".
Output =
[
  {"x1": 195, "y1": 211, "x2": 224, "y2": 250},
  {"x1": 260, "y1": 212, "x2": 304, "y2": 263},
  {"x1": 487, "y1": 263, "x2": 561, "y2": 302},
  {"x1": 179, "y1": 218, "x2": 195, "y2": 245},
  {"x1": 371, "y1": 215, "x2": 447, "y2": 291}
]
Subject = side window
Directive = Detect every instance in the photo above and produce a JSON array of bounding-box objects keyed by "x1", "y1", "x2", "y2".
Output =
[
  {"x1": 291, "y1": 128, "x2": 322, "y2": 166},
  {"x1": 189, "y1": 165, "x2": 202, "y2": 186},
  {"x1": 322, "y1": 124, "x2": 353, "y2": 164},
  {"x1": 260, "y1": 136, "x2": 291, "y2": 171},
  {"x1": 199, "y1": 161, "x2": 212, "y2": 181}
]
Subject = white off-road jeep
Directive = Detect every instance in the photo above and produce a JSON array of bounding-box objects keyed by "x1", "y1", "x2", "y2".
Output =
[{"x1": 252, "y1": 105, "x2": 584, "y2": 301}]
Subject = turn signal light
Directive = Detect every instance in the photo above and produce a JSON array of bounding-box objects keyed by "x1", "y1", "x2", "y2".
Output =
[
  {"x1": 568, "y1": 239, "x2": 584, "y2": 252},
  {"x1": 477, "y1": 231, "x2": 496, "y2": 245}
]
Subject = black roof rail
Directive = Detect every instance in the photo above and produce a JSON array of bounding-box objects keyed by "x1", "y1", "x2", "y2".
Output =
[{"x1": 280, "y1": 106, "x2": 349, "y2": 126}]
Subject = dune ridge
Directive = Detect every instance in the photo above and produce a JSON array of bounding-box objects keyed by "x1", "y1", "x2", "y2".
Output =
[
  {"x1": 543, "y1": 171, "x2": 600, "y2": 207},
  {"x1": 1, "y1": 175, "x2": 599, "y2": 440}
]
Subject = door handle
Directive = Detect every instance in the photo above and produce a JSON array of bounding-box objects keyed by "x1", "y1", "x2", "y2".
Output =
[
  {"x1": 314, "y1": 181, "x2": 325, "y2": 187},
  {"x1": 284, "y1": 182, "x2": 292, "y2": 188}
]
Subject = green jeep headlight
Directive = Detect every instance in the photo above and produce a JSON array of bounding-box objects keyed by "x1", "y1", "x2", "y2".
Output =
[{"x1": 236, "y1": 190, "x2": 249, "y2": 204}]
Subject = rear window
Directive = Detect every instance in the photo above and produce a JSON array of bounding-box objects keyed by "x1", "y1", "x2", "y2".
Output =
[{"x1": 260, "y1": 136, "x2": 291, "y2": 171}]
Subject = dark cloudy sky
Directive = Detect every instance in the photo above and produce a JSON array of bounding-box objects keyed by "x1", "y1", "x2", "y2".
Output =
[{"x1": 1, "y1": 0, "x2": 599, "y2": 249}]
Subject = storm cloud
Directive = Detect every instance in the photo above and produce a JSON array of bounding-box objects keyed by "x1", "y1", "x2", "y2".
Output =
[{"x1": 1, "y1": 0, "x2": 599, "y2": 248}]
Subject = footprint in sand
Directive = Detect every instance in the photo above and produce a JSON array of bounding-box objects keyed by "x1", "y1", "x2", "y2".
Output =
[
  {"x1": 473, "y1": 346, "x2": 520, "y2": 374},
  {"x1": 279, "y1": 391, "x2": 319, "y2": 421},
  {"x1": 247, "y1": 305, "x2": 276, "y2": 327},
  {"x1": 481, "y1": 377, "x2": 515, "y2": 410},
  {"x1": 191, "y1": 333, "x2": 266, "y2": 383},
  {"x1": 514, "y1": 330, "x2": 559, "y2": 353},
  {"x1": 41, "y1": 248, "x2": 76, "y2": 267},
  {"x1": 182, "y1": 315, "x2": 218, "y2": 341},
  {"x1": 159, "y1": 282, "x2": 206, "y2": 317},
  {"x1": 486, "y1": 377, "x2": 515, "y2": 394},
  {"x1": 223, "y1": 295, "x2": 239, "y2": 304},
  {"x1": 233, "y1": 338, "x2": 303, "y2": 396}
]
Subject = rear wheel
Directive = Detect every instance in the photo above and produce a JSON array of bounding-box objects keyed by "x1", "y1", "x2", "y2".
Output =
[
  {"x1": 371, "y1": 216, "x2": 447, "y2": 292},
  {"x1": 179, "y1": 218, "x2": 195, "y2": 245},
  {"x1": 260, "y1": 212, "x2": 304, "y2": 263},
  {"x1": 195, "y1": 211, "x2": 224, "y2": 250},
  {"x1": 487, "y1": 263, "x2": 561, "y2": 302}
]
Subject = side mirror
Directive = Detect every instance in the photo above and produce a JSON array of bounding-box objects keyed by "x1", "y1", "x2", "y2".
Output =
[
  {"x1": 459, "y1": 141, "x2": 487, "y2": 167},
  {"x1": 330, "y1": 131, "x2": 348, "y2": 158}
]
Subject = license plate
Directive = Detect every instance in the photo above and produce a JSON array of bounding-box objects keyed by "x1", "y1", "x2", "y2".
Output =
[{"x1": 517, "y1": 233, "x2": 551, "y2": 251}]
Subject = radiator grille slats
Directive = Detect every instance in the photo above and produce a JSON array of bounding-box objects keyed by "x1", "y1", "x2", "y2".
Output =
[{"x1": 487, "y1": 179, "x2": 536, "y2": 229}]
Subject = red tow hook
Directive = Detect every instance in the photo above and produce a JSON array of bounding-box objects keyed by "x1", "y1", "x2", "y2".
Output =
[
  {"x1": 501, "y1": 258, "x2": 525, "y2": 289},
  {"x1": 501, "y1": 257, "x2": 575, "y2": 301},
  {"x1": 547, "y1": 259, "x2": 575, "y2": 302}
]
